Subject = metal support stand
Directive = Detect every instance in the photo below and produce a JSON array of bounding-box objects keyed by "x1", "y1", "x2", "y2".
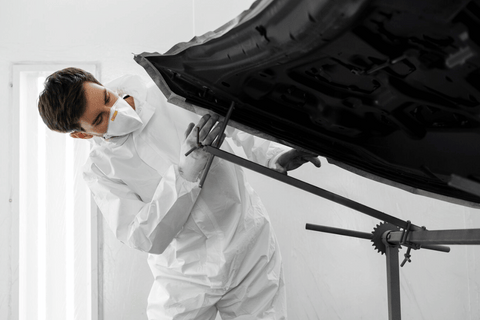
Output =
[
  {"x1": 191, "y1": 102, "x2": 480, "y2": 319},
  {"x1": 305, "y1": 222, "x2": 480, "y2": 319}
]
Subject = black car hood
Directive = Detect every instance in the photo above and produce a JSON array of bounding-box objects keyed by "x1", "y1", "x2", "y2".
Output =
[{"x1": 135, "y1": 0, "x2": 480, "y2": 207}]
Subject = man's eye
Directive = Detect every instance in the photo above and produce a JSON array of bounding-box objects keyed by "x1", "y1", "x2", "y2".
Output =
[{"x1": 95, "y1": 114, "x2": 103, "y2": 126}]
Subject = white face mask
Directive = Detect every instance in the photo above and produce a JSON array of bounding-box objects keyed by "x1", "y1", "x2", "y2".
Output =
[{"x1": 103, "y1": 97, "x2": 143, "y2": 140}]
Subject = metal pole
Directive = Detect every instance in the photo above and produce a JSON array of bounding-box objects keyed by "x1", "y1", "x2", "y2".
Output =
[
  {"x1": 306, "y1": 223, "x2": 373, "y2": 240},
  {"x1": 384, "y1": 235, "x2": 402, "y2": 320},
  {"x1": 204, "y1": 145, "x2": 415, "y2": 229},
  {"x1": 388, "y1": 229, "x2": 480, "y2": 245}
]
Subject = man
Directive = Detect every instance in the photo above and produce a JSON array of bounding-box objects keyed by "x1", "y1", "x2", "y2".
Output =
[{"x1": 38, "y1": 67, "x2": 320, "y2": 319}]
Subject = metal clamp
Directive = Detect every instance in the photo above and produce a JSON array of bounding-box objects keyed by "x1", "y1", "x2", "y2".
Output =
[
  {"x1": 401, "y1": 247, "x2": 412, "y2": 267},
  {"x1": 398, "y1": 220, "x2": 425, "y2": 267},
  {"x1": 400, "y1": 220, "x2": 412, "y2": 246}
]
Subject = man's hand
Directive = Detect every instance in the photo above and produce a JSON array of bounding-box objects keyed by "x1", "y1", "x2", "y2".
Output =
[
  {"x1": 275, "y1": 149, "x2": 321, "y2": 173},
  {"x1": 179, "y1": 114, "x2": 223, "y2": 181}
]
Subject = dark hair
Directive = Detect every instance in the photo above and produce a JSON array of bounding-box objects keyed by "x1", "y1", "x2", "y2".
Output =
[{"x1": 38, "y1": 67, "x2": 101, "y2": 133}]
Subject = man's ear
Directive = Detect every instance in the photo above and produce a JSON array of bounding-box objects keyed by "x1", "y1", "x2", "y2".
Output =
[{"x1": 70, "y1": 131, "x2": 94, "y2": 139}]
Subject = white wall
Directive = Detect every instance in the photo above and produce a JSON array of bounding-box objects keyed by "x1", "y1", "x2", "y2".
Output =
[{"x1": 2, "y1": 0, "x2": 479, "y2": 319}]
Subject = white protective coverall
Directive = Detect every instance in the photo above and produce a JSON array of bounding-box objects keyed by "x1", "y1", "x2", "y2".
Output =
[{"x1": 83, "y1": 75, "x2": 288, "y2": 319}]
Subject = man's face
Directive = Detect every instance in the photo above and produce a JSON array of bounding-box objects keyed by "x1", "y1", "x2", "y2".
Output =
[{"x1": 70, "y1": 82, "x2": 120, "y2": 139}]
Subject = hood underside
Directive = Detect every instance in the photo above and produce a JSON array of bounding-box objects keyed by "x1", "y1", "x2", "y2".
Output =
[{"x1": 135, "y1": 0, "x2": 480, "y2": 207}]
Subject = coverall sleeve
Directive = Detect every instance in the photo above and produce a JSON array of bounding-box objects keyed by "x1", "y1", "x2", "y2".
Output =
[
  {"x1": 84, "y1": 162, "x2": 201, "y2": 255},
  {"x1": 227, "y1": 127, "x2": 290, "y2": 168}
]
